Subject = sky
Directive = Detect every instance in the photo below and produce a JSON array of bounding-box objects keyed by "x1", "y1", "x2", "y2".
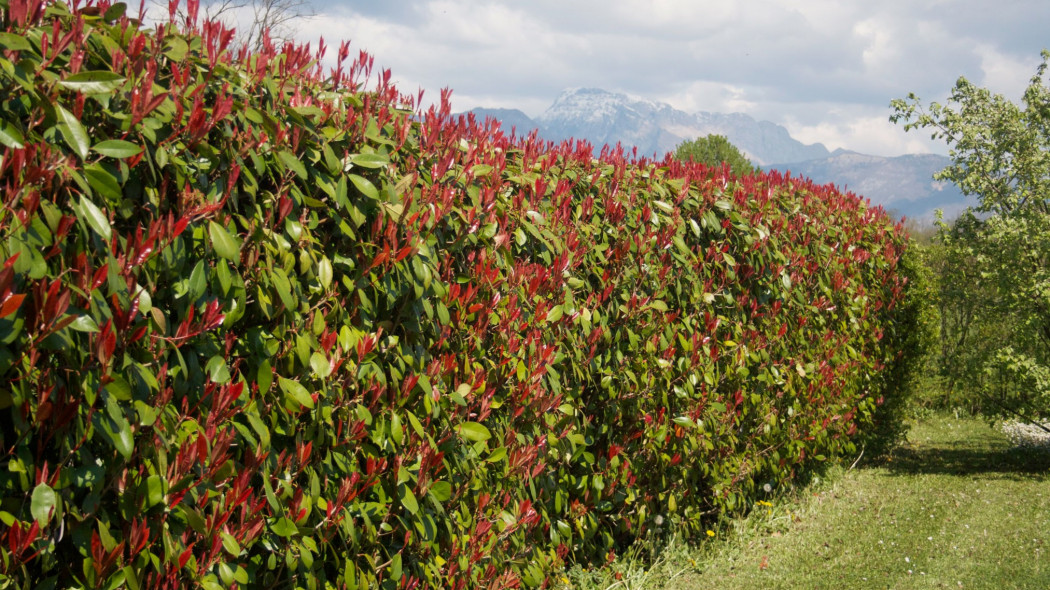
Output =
[{"x1": 286, "y1": 0, "x2": 1050, "y2": 157}]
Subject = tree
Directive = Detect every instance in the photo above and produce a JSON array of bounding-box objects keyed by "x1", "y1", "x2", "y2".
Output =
[
  {"x1": 891, "y1": 50, "x2": 1050, "y2": 425},
  {"x1": 165, "y1": 0, "x2": 313, "y2": 51},
  {"x1": 673, "y1": 134, "x2": 756, "y2": 176}
]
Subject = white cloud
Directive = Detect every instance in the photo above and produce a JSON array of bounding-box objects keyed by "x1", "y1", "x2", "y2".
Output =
[
  {"x1": 294, "y1": 0, "x2": 1050, "y2": 156},
  {"x1": 975, "y1": 44, "x2": 1042, "y2": 100},
  {"x1": 782, "y1": 111, "x2": 943, "y2": 157}
]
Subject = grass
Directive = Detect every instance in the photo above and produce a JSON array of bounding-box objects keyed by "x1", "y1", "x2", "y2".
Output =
[{"x1": 556, "y1": 413, "x2": 1050, "y2": 589}]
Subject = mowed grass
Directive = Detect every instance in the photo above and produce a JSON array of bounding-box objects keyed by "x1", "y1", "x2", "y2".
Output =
[{"x1": 559, "y1": 414, "x2": 1050, "y2": 589}]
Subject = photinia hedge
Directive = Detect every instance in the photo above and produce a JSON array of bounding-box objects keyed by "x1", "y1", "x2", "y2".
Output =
[{"x1": 0, "y1": 0, "x2": 919, "y2": 588}]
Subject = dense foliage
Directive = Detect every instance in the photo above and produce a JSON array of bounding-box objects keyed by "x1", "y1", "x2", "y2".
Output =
[
  {"x1": 672, "y1": 134, "x2": 755, "y2": 177},
  {"x1": 0, "y1": 1, "x2": 916, "y2": 587},
  {"x1": 892, "y1": 51, "x2": 1050, "y2": 422}
]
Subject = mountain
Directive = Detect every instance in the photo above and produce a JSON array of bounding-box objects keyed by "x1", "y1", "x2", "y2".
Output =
[
  {"x1": 533, "y1": 88, "x2": 830, "y2": 166},
  {"x1": 466, "y1": 88, "x2": 969, "y2": 222},
  {"x1": 467, "y1": 108, "x2": 539, "y2": 137},
  {"x1": 764, "y1": 151, "x2": 976, "y2": 222}
]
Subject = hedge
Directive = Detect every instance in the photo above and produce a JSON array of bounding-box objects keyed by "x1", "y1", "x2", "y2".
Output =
[{"x1": 0, "y1": 1, "x2": 916, "y2": 588}]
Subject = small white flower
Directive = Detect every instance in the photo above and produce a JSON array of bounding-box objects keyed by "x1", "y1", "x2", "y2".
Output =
[
  {"x1": 654, "y1": 515, "x2": 665, "y2": 526},
  {"x1": 763, "y1": 483, "x2": 772, "y2": 493},
  {"x1": 905, "y1": 557, "x2": 910, "y2": 563}
]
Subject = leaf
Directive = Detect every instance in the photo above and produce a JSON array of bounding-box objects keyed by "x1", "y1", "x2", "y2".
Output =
[
  {"x1": 99, "y1": 410, "x2": 134, "y2": 460},
  {"x1": 205, "y1": 355, "x2": 231, "y2": 383},
  {"x1": 76, "y1": 195, "x2": 112, "y2": 241},
  {"x1": 399, "y1": 485, "x2": 418, "y2": 515},
  {"x1": 84, "y1": 165, "x2": 122, "y2": 201},
  {"x1": 270, "y1": 517, "x2": 298, "y2": 538},
  {"x1": 348, "y1": 174, "x2": 379, "y2": 200},
  {"x1": 208, "y1": 221, "x2": 241, "y2": 261},
  {"x1": 0, "y1": 120, "x2": 25, "y2": 149},
  {"x1": 278, "y1": 150, "x2": 308, "y2": 180},
  {"x1": 545, "y1": 305, "x2": 563, "y2": 324},
  {"x1": 456, "y1": 421, "x2": 490, "y2": 442},
  {"x1": 103, "y1": 2, "x2": 127, "y2": 21},
  {"x1": 58, "y1": 71, "x2": 126, "y2": 94},
  {"x1": 279, "y1": 377, "x2": 314, "y2": 409},
  {"x1": 349, "y1": 153, "x2": 389, "y2": 169},
  {"x1": 31, "y1": 483, "x2": 57, "y2": 525},
  {"x1": 146, "y1": 475, "x2": 165, "y2": 507},
  {"x1": 56, "y1": 104, "x2": 89, "y2": 159},
  {"x1": 92, "y1": 139, "x2": 143, "y2": 158},
  {"x1": 0, "y1": 293, "x2": 25, "y2": 319},
  {"x1": 309, "y1": 352, "x2": 331, "y2": 378},
  {"x1": 317, "y1": 256, "x2": 333, "y2": 290},
  {"x1": 429, "y1": 481, "x2": 452, "y2": 502},
  {"x1": 0, "y1": 32, "x2": 33, "y2": 52}
]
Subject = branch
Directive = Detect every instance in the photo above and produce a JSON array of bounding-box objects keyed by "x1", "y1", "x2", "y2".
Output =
[{"x1": 978, "y1": 391, "x2": 1050, "y2": 435}]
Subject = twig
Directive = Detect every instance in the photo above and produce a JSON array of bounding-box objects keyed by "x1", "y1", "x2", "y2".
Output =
[{"x1": 848, "y1": 446, "x2": 865, "y2": 471}]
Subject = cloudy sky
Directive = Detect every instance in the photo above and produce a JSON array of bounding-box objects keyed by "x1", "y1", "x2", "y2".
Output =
[{"x1": 289, "y1": 0, "x2": 1050, "y2": 157}]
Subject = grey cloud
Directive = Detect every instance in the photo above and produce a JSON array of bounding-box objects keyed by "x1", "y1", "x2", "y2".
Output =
[{"x1": 310, "y1": 0, "x2": 1050, "y2": 155}]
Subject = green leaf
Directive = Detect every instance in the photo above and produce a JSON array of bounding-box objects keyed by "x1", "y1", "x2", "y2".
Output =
[
  {"x1": 456, "y1": 421, "x2": 490, "y2": 442},
  {"x1": 270, "y1": 517, "x2": 298, "y2": 538},
  {"x1": 76, "y1": 195, "x2": 112, "y2": 241},
  {"x1": 58, "y1": 71, "x2": 125, "y2": 94},
  {"x1": 84, "y1": 165, "x2": 122, "y2": 202},
  {"x1": 31, "y1": 483, "x2": 57, "y2": 525},
  {"x1": 399, "y1": 485, "x2": 418, "y2": 515},
  {"x1": 0, "y1": 32, "x2": 34, "y2": 52},
  {"x1": 69, "y1": 315, "x2": 100, "y2": 332},
  {"x1": 0, "y1": 120, "x2": 24, "y2": 149},
  {"x1": 348, "y1": 174, "x2": 379, "y2": 200},
  {"x1": 146, "y1": 474, "x2": 165, "y2": 507},
  {"x1": 429, "y1": 481, "x2": 452, "y2": 502},
  {"x1": 105, "y1": 376, "x2": 132, "y2": 401},
  {"x1": 317, "y1": 256, "x2": 333, "y2": 290},
  {"x1": 103, "y1": 2, "x2": 127, "y2": 21},
  {"x1": 100, "y1": 412, "x2": 134, "y2": 460},
  {"x1": 309, "y1": 352, "x2": 331, "y2": 378},
  {"x1": 208, "y1": 220, "x2": 241, "y2": 261},
  {"x1": 279, "y1": 377, "x2": 314, "y2": 409},
  {"x1": 205, "y1": 355, "x2": 231, "y2": 384},
  {"x1": 278, "y1": 150, "x2": 308, "y2": 180},
  {"x1": 92, "y1": 139, "x2": 143, "y2": 158},
  {"x1": 545, "y1": 305, "x2": 563, "y2": 324},
  {"x1": 349, "y1": 153, "x2": 389, "y2": 169},
  {"x1": 56, "y1": 104, "x2": 89, "y2": 159}
]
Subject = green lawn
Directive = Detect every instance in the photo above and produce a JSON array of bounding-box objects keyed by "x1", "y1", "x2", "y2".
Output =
[{"x1": 560, "y1": 414, "x2": 1050, "y2": 589}]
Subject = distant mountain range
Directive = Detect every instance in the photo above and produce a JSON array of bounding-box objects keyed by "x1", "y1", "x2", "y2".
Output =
[{"x1": 466, "y1": 88, "x2": 973, "y2": 222}]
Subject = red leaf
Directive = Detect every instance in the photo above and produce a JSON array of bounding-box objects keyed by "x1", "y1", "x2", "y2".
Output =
[
  {"x1": 178, "y1": 545, "x2": 195, "y2": 569},
  {"x1": 0, "y1": 293, "x2": 25, "y2": 318}
]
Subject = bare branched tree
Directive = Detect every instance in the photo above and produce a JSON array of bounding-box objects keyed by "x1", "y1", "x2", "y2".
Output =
[{"x1": 161, "y1": 0, "x2": 314, "y2": 51}]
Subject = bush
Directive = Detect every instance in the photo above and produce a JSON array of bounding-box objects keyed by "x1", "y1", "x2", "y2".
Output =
[{"x1": 0, "y1": 1, "x2": 917, "y2": 587}]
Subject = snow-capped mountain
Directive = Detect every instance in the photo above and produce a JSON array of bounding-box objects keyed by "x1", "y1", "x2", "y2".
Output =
[
  {"x1": 533, "y1": 88, "x2": 830, "y2": 166},
  {"x1": 465, "y1": 88, "x2": 968, "y2": 222}
]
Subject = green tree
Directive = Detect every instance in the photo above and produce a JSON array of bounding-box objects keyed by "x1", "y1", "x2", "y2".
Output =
[
  {"x1": 673, "y1": 134, "x2": 756, "y2": 175},
  {"x1": 891, "y1": 50, "x2": 1050, "y2": 424}
]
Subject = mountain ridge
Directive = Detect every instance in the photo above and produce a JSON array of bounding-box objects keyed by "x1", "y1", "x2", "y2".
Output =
[{"x1": 465, "y1": 88, "x2": 969, "y2": 221}]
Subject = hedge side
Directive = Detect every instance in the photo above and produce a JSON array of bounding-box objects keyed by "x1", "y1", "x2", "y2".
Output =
[{"x1": 0, "y1": 2, "x2": 914, "y2": 588}]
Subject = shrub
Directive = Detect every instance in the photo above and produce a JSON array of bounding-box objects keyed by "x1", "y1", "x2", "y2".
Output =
[{"x1": 0, "y1": 1, "x2": 916, "y2": 587}]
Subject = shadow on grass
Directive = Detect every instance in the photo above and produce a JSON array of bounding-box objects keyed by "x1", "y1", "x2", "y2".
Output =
[{"x1": 877, "y1": 429, "x2": 1050, "y2": 480}]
